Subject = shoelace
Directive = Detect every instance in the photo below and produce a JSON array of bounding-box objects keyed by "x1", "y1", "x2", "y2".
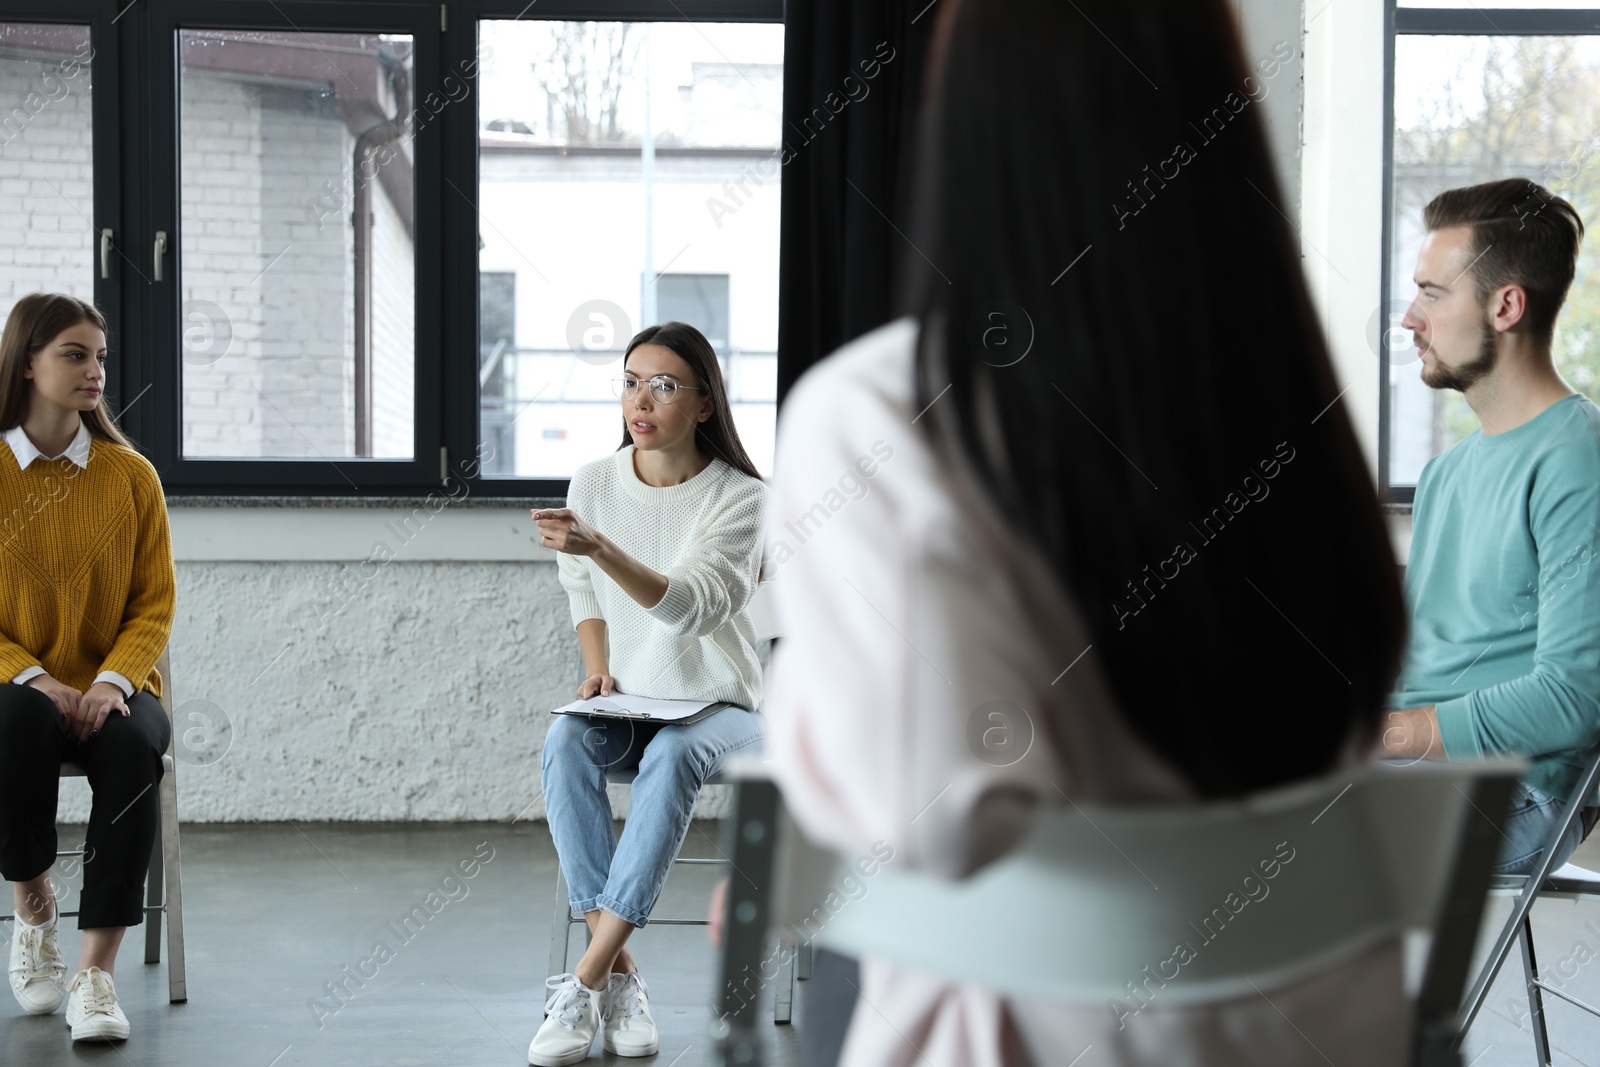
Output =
[
  {"x1": 11, "y1": 927, "x2": 64, "y2": 982},
  {"x1": 68, "y1": 968, "x2": 117, "y2": 1015},
  {"x1": 610, "y1": 973, "x2": 649, "y2": 1020},
  {"x1": 543, "y1": 974, "x2": 593, "y2": 1029}
]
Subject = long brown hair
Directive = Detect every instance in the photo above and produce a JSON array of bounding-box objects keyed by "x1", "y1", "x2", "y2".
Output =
[
  {"x1": 618, "y1": 321, "x2": 763, "y2": 481},
  {"x1": 0, "y1": 293, "x2": 133, "y2": 448}
]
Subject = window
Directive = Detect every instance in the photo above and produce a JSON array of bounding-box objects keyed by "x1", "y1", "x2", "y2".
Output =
[
  {"x1": 0, "y1": 1, "x2": 781, "y2": 496},
  {"x1": 657, "y1": 273, "x2": 729, "y2": 352},
  {"x1": 1382, "y1": 3, "x2": 1600, "y2": 495},
  {"x1": 475, "y1": 18, "x2": 783, "y2": 480},
  {"x1": 177, "y1": 29, "x2": 417, "y2": 460},
  {"x1": 0, "y1": 23, "x2": 95, "y2": 313},
  {"x1": 480, "y1": 269, "x2": 516, "y2": 475}
]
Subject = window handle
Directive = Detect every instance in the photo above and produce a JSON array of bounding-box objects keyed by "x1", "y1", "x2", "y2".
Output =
[
  {"x1": 153, "y1": 230, "x2": 168, "y2": 282},
  {"x1": 100, "y1": 228, "x2": 113, "y2": 279}
]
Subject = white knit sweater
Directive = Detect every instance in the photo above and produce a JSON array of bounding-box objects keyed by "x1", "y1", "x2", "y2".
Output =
[{"x1": 557, "y1": 445, "x2": 769, "y2": 711}]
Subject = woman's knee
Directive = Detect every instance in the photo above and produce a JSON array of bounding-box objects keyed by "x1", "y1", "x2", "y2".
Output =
[
  {"x1": 644, "y1": 710, "x2": 761, "y2": 770},
  {"x1": 541, "y1": 713, "x2": 613, "y2": 780},
  {"x1": 95, "y1": 692, "x2": 171, "y2": 766},
  {"x1": 0, "y1": 683, "x2": 64, "y2": 744},
  {"x1": 542, "y1": 713, "x2": 585, "y2": 762}
]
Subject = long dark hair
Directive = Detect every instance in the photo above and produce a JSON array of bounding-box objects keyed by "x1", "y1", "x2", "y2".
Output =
[
  {"x1": 0, "y1": 292, "x2": 133, "y2": 447},
  {"x1": 619, "y1": 321, "x2": 763, "y2": 481},
  {"x1": 905, "y1": 0, "x2": 1405, "y2": 798}
]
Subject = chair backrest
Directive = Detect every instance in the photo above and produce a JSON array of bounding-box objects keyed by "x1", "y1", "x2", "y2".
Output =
[
  {"x1": 780, "y1": 761, "x2": 1518, "y2": 1022},
  {"x1": 155, "y1": 648, "x2": 174, "y2": 721}
]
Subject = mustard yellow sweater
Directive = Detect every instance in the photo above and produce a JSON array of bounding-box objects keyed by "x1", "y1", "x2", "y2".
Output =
[{"x1": 0, "y1": 437, "x2": 175, "y2": 697}]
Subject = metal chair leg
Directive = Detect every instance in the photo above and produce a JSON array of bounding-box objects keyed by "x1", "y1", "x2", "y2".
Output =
[
  {"x1": 774, "y1": 941, "x2": 795, "y2": 1024},
  {"x1": 1518, "y1": 915, "x2": 1554, "y2": 1066},
  {"x1": 159, "y1": 761, "x2": 186, "y2": 1003},
  {"x1": 1457, "y1": 751, "x2": 1600, "y2": 1038},
  {"x1": 144, "y1": 820, "x2": 163, "y2": 965},
  {"x1": 796, "y1": 939, "x2": 813, "y2": 981},
  {"x1": 549, "y1": 863, "x2": 572, "y2": 979}
]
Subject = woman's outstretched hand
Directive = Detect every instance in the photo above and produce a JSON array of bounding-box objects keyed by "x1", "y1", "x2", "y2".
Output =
[
  {"x1": 577, "y1": 673, "x2": 619, "y2": 699},
  {"x1": 533, "y1": 508, "x2": 605, "y2": 557}
]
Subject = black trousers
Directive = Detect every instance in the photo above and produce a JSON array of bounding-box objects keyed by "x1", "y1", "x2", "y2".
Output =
[{"x1": 0, "y1": 683, "x2": 170, "y2": 928}]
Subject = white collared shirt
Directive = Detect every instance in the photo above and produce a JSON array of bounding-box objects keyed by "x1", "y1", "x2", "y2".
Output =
[
  {"x1": 3, "y1": 421, "x2": 134, "y2": 698},
  {"x1": 3, "y1": 421, "x2": 93, "y2": 471}
]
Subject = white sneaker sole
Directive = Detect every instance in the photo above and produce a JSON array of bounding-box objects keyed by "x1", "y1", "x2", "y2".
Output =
[
  {"x1": 603, "y1": 1036, "x2": 660, "y2": 1057},
  {"x1": 68, "y1": 1015, "x2": 130, "y2": 1041},
  {"x1": 12, "y1": 987, "x2": 65, "y2": 1014},
  {"x1": 528, "y1": 1045, "x2": 593, "y2": 1067}
]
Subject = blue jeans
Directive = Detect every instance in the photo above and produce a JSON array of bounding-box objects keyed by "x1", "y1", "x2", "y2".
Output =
[
  {"x1": 541, "y1": 705, "x2": 763, "y2": 928},
  {"x1": 1495, "y1": 781, "x2": 1585, "y2": 876}
]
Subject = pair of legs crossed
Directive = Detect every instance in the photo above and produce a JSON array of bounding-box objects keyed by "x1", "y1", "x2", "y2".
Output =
[{"x1": 541, "y1": 706, "x2": 762, "y2": 986}]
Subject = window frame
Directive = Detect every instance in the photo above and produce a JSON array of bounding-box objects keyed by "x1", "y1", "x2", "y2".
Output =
[
  {"x1": 0, "y1": 0, "x2": 781, "y2": 498},
  {"x1": 136, "y1": 0, "x2": 444, "y2": 490},
  {"x1": 0, "y1": 3, "x2": 123, "y2": 433},
  {"x1": 1380, "y1": 2, "x2": 1600, "y2": 503}
]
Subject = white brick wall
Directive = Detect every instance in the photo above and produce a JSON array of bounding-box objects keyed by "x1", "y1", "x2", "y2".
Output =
[
  {"x1": 0, "y1": 43, "x2": 95, "y2": 317},
  {"x1": 180, "y1": 78, "x2": 268, "y2": 456},
  {"x1": 257, "y1": 85, "x2": 355, "y2": 457},
  {"x1": 178, "y1": 74, "x2": 371, "y2": 459}
]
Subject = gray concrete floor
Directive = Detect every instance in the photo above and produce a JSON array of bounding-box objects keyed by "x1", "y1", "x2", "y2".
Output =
[
  {"x1": 1458, "y1": 889, "x2": 1600, "y2": 1067},
  {"x1": 2, "y1": 821, "x2": 802, "y2": 1067},
  {"x1": 10, "y1": 819, "x2": 1600, "y2": 1066}
]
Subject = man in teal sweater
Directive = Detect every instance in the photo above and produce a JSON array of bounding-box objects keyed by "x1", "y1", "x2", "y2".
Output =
[{"x1": 1383, "y1": 178, "x2": 1600, "y2": 875}]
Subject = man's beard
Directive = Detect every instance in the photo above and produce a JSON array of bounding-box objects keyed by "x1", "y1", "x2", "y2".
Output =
[{"x1": 1421, "y1": 317, "x2": 1497, "y2": 392}]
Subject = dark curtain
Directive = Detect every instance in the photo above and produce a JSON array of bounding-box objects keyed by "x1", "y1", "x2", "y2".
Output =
[{"x1": 776, "y1": 0, "x2": 937, "y2": 407}]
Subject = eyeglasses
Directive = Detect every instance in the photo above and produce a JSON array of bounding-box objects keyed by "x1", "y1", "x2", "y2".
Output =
[{"x1": 611, "y1": 375, "x2": 704, "y2": 404}]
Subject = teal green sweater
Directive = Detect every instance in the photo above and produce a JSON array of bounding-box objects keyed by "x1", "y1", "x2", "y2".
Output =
[{"x1": 1390, "y1": 393, "x2": 1600, "y2": 802}]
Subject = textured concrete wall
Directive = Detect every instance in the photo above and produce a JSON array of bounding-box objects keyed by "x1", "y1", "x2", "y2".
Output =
[{"x1": 57, "y1": 559, "x2": 737, "y2": 823}]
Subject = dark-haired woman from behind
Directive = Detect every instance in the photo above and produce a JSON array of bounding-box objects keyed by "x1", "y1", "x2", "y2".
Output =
[
  {"x1": 761, "y1": 0, "x2": 1408, "y2": 1063},
  {"x1": 527, "y1": 322, "x2": 768, "y2": 1066}
]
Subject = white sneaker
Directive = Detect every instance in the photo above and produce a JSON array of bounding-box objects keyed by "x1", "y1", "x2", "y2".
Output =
[
  {"x1": 528, "y1": 973, "x2": 603, "y2": 1066},
  {"x1": 9, "y1": 919, "x2": 67, "y2": 1014},
  {"x1": 602, "y1": 971, "x2": 659, "y2": 1058},
  {"x1": 65, "y1": 967, "x2": 129, "y2": 1041}
]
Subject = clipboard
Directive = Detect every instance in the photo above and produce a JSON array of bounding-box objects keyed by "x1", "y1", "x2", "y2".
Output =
[{"x1": 552, "y1": 695, "x2": 731, "y2": 726}]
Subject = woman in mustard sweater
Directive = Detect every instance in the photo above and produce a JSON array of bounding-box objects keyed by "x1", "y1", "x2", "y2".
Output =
[{"x1": 0, "y1": 293, "x2": 175, "y2": 1044}]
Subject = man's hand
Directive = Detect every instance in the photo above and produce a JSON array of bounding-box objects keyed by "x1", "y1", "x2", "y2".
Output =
[
  {"x1": 71, "y1": 682, "x2": 130, "y2": 742},
  {"x1": 1381, "y1": 706, "x2": 1444, "y2": 763}
]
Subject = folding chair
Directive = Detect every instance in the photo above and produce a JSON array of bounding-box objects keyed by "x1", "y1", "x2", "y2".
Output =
[
  {"x1": 713, "y1": 760, "x2": 1524, "y2": 1067},
  {"x1": 1, "y1": 649, "x2": 187, "y2": 1003},
  {"x1": 544, "y1": 584, "x2": 802, "y2": 1023},
  {"x1": 1454, "y1": 747, "x2": 1600, "y2": 1064}
]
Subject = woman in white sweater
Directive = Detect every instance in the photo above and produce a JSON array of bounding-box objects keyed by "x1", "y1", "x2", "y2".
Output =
[{"x1": 528, "y1": 321, "x2": 767, "y2": 1066}]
